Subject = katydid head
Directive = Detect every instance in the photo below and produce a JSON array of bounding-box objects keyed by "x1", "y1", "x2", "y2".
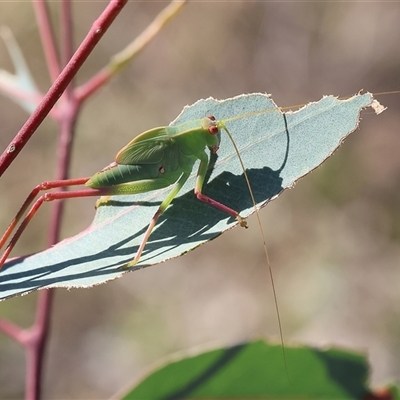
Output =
[{"x1": 201, "y1": 115, "x2": 221, "y2": 154}]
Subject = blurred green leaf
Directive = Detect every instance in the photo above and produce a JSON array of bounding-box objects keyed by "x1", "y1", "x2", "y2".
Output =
[{"x1": 120, "y1": 340, "x2": 379, "y2": 399}]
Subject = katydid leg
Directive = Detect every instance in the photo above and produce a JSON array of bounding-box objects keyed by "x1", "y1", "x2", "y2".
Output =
[
  {"x1": 0, "y1": 186, "x2": 108, "y2": 268},
  {"x1": 0, "y1": 177, "x2": 91, "y2": 251},
  {"x1": 194, "y1": 151, "x2": 248, "y2": 228},
  {"x1": 122, "y1": 171, "x2": 191, "y2": 268}
]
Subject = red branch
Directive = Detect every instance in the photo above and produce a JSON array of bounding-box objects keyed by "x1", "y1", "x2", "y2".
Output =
[
  {"x1": 0, "y1": 1, "x2": 128, "y2": 398},
  {"x1": 0, "y1": 0, "x2": 128, "y2": 178}
]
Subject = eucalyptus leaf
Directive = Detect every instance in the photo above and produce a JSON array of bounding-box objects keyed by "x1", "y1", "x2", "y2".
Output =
[{"x1": 0, "y1": 92, "x2": 382, "y2": 300}]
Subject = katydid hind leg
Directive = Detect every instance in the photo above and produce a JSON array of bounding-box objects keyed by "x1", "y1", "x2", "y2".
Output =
[
  {"x1": 0, "y1": 177, "x2": 91, "y2": 252},
  {"x1": 0, "y1": 186, "x2": 109, "y2": 269}
]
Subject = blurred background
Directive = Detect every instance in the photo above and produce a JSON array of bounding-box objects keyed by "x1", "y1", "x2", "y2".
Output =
[{"x1": 0, "y1": 1, "x2": 399, "y2": 398}]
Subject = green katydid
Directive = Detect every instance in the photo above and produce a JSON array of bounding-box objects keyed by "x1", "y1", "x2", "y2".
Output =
[
  {"x1": 0, "y1": 114, "x2": 270, "y2": 271},
  {"x1": 1, "y1": 90, "x2": 390, "y2": 277},
  {"x1": 1, "y1": 104, "x2": 286, "y2": 367},
  {"x1": 0, "y1": 102, "x2": 286, "y2": 366},
  {"x1": 2, "y1": 90, "x2": 389, "y2": 271}
]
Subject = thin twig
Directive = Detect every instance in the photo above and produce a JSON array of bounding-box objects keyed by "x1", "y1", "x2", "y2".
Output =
[
  {"x1": 33, "y1": 0, "x2": 61, "y2": 82},
  {"x1": 76, "y1": 0, "x2": 187, "y2": 103},
  {"x1": 0, "y1": 0, "x2": 128, "y2": 178},
  {"x1": 26, "y1": 1, "x2": 80, "y2": 396},
  {"x1": 0, "y1": 319, "x2": 27, "y2": 343},
  {"x1": 26, "y1": 290, "x2": 54, "y2": 400}
]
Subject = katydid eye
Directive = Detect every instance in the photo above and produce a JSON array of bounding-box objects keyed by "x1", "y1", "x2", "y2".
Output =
[
  {"x1": 207, "y1": 115, "x2": 216, "y2": 121},
  {"x1": 208, "y1": 125, "x2": 219, "y2": 135}
]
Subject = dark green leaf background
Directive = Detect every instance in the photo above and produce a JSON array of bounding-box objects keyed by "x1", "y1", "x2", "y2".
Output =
[{"x1": 121, "y1": 340, "x2": 374, "y2": 400}]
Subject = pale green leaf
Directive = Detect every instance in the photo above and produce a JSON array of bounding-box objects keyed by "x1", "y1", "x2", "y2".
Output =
[{"x1": 0, "y1": 92, "x2": 382, "y2": 299}]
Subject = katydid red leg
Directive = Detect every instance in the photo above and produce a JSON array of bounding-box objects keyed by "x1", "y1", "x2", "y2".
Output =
[
  {"x1": 0, "y1": 177, "x2": 91, "y2": 251},
  {"x1": 0, "y1": 185, "x2": 110, "y2": 268},
  {"x1": 194, "y1": 151, "x2": 248, "y2": 228}
]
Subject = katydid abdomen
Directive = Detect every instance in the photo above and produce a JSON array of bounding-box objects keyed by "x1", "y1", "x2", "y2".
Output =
[{"x1": 86, "y1": 162, "x2": 184, "y2": 191}]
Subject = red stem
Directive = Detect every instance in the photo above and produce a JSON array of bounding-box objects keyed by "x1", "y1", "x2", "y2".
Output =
[
  {"x1": 75, "y1": 68, "x2": 112, "y2": 103},
  {"x1": 0, "y1": 0, "x2": 128, "y2": 178},
  {"x1": 26, "y1": 2, "x2": 79, "y2": 397},
  {"x1": 33, "y1": 0, "x2": 61, "y2": 82},
  {"x1": 61, "y1": 0, "x2": 74, "y2": 70},
  {"x1": 47, "y1": 0, "x2": 78, "y2": 248},
  {"x1": 25, "y1": 290, "x2": 54, "y2": 400},
  {"x1": 0, "y1": 1, "x2": 127, "y2": 398},
  {"x1": 0, "y1": 319, "x2": 27, "y2": 343}
]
